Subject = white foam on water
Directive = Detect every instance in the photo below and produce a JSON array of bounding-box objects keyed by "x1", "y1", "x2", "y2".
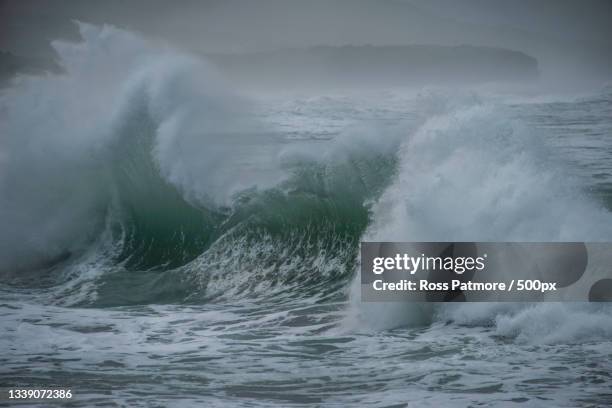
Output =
[{"x1": 348, "y1": 94, "x2": 612, "y2": 339}]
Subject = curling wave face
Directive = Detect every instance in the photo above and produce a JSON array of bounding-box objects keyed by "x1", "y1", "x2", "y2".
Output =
[{"x1": 0, "y1": 23, "x2": 402, "y2": 306}]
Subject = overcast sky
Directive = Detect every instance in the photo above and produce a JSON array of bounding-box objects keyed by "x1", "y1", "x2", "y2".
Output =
[{"x1": 2, "y1": 0, "x2": 611, "y2": 77}]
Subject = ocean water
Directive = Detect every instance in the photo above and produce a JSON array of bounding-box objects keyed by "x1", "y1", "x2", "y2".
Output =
[{"x1": 1, "y1": 23, "x2": 612, "y2": 407}]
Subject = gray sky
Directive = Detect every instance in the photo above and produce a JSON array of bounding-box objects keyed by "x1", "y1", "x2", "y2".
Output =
[{"x1": 2, "y1": 0, "x2": 611, "y2": 78}]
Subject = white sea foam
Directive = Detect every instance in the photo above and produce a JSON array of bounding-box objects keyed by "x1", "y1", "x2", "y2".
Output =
[{"x1": 349, "y1": 94, "x2": 612, "y2": 337}]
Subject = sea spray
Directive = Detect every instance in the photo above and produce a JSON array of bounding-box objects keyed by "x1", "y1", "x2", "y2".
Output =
[{"x1": 349, "y1": 96, "x2": 612, "y2": 330}]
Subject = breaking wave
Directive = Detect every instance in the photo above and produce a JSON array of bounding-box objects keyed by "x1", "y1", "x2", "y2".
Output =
[
  {"x1": 1, "y1": 23, "x2": 611, "y2": 346},
  {"x1": 347, "y1": 92, "x2": 612, "y2": 343},
  {"x1": 0, "y1": 23, "x2": 397, "y2": 306}
]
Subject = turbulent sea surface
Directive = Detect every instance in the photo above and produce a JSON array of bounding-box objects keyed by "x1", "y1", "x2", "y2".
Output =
[{"x1": 1, "y1": 24, "x2": 612, "y2": 407}]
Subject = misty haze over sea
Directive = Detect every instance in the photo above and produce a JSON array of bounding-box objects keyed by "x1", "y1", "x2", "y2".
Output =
[
  {"x1": 2, "y1": 0, "x2": 612, "y2": 86},
  {"x1": 1, "y1": 1, "x2": 612, "y2": 407}
]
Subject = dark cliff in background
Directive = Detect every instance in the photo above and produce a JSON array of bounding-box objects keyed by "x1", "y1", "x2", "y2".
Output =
[
  {"x1": 210, "y1": 45, "x2": 539, "y2": 88},
  {"x1": 1, "y1": 0, "x2": 608, "y2": 86}
]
